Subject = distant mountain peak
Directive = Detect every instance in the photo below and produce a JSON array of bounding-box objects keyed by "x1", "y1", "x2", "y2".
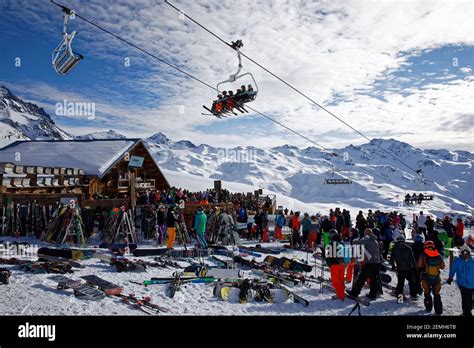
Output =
[
  {"x1": 148, "y1": 132, "x2": 172, "y2": 144},
  {"x1": 75, "y1": 130, "x2": 127, "y2": 140}
]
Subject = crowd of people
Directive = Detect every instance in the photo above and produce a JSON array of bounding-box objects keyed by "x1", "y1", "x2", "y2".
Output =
[
  {"x1": 137, "y1": 187, "x2": 273, "y2": 213},
  {"x1": 133, "y1": 192, "x2": 473, "y2": 316},
  {"x1": 275, "y1": 207, "x2": 472, "y2": 316}
]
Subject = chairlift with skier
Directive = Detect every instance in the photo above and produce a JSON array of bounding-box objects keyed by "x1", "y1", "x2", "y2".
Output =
[
  {"x1": 51, "y1": 2, "x2": 83, "y2": 75},
  {"x1": 203, "y1": 40, "x2": 259, "y2": 118},
  {"x1": 324, "y1": 167, "x2": 352, "y2": 185}
]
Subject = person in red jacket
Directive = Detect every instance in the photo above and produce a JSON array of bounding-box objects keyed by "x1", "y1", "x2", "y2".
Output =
[
  {"x1": 291, "y1": 212, "x2": 302, "y2": 248},
  {"x1": 455, "y1": 218, "x2": 464, "y2": 246}
]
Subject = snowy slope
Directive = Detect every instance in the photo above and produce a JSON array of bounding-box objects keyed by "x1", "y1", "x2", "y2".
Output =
[
  {"x1": 149, "y1": 135, "x2": 474, "y2": 217},
  {"x1": 0, "y1": 86, "x2": 72, "y2": 148}
]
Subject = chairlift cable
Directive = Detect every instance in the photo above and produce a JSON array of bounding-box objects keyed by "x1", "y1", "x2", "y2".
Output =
[
  {"x1": 48, "y1": 2, "x2": 467, "y2": 205},
  {"x1": 163, "y1": 0, "x2": 472, "y2": 207},
  {"x1": 48, "y1": 0, "x2": 402, "y2": 191}
]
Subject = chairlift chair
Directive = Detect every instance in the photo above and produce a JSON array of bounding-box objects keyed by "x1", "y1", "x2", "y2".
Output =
[
  {"x1": 52, "y1": 5, "x2": 83, "y2": 75},
  {"x1": 324, "y1": 167, "x2": 352, "y2": 185},
  {"x1": 203, "y1": 40, "x2": 258, "y2": 118}
]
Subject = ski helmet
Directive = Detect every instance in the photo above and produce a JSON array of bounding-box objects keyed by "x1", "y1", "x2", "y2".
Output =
[
  {"x1": 460, "y1": 244, "x2": 471, "y2": 255},
  {"x1": 424, "y1": 240, "x2": 436, "y2": 250},
  {"x1": 395, "y1": 235, "x2": 406, "y2": 243},
  {"x1": 414, "y1": 234, "x2": 425, "y2": 243}
]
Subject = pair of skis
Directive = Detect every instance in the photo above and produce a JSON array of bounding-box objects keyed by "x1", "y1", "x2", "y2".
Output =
[{"x1": 50, "y1": 275, "x2": 168, "y2": 313}]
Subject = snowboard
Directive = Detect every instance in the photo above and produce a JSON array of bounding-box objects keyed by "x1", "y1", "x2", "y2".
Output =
[
  {"x1": 38, "y1": 247, "x2": 84, "y2": 261},
  {"x1": 133, "y1": 248, "x2": 168, "y2": 257},
  {"x1": 49, "y1": 275, "x2": 106, "y2": 301},
  {"x1": 264, "y1": 255, "x2": 312, "y2": 273},
  {"x1": 99, "y1": 242, "x2": 138, "y2": 252},
  {"x1": 272, "y1": 282, "x2": 309, "y2": 307},
  {"x1": 81, "y1": 275, "x2": 123, "y2": 295}
]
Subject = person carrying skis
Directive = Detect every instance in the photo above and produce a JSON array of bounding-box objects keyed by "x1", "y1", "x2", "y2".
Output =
[
  {"x1": 390, "y1": 235, "x2": 418, "y2": 301},
  {"x1": 156, "y1": 205, "x2": 167, "y2": 245},
  {"x1": 348, "y1": 228, "x2": 382, "y2": 300},
  {"x1": 290, "y1": 212, "x2": 302, "y2": 248},
  {"x1": 447, "y1": 245, "x2": 474, "y2": 316},
  {"x1": 274, "y1": 210, "x2": 285, "y2": 241},
  {"x1": 417, "y1": 240, "x2": 445, "y2": 314},
  {"x1": 194, "y1": 207, "x2": 208, "y2": 249},
  {"x1": 326, "y1": 231, "x2": 346, "y2": 300}
]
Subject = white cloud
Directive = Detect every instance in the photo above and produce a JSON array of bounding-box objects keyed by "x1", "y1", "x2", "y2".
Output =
[{"x1": 1, "y1": 0, "x2": 473, "y2": 151}]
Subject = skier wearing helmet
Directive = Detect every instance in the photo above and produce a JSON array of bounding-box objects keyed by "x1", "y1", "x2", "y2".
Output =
[
  {"x1": 417, "y1": 240, "x2": 445, "y2": 314},
  {"x1": 447, "y1": 245, "x2": 474, "y2": 316},
  {"x1": 390, "y1": 234, "x2": 418, "y2": 301}
]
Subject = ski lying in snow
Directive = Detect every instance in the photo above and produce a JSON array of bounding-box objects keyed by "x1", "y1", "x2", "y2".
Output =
[
  {"x1": 239, "y1": 245, "x2": 281, "y2": 255},
  {"x1": 196, "y1": 268, "x2": 242, "y2": 279},
  {"x1": 49, "y1": 275, "x2": 106, "y2": 301},
  {"x1": 81, "y1": 275, "x2": 123, "y2": 295},
  {"x1": 238, "y1": 248, "x2": 262, "y2": 257},
  {"x1": 115, "y1": 293, "x2": 169, "y2": 314},
  {"x1": 140, "y1": 277, "x2": 217, "y2": 286}
]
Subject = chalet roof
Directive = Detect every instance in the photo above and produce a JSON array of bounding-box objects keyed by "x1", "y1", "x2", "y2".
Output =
[{"x1": 0, "y1": 139, "x2": 144, "y2": 177}]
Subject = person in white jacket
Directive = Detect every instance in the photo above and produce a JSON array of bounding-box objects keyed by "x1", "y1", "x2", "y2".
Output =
[{"x1": 417, "y1": 211, "x2": 427, "y2": 238}]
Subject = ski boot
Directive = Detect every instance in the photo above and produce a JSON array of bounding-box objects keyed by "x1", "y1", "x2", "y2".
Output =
[
  {"x1": 239, "y1": 279, "x2": 251, "y2": 304},
  {"x1": 424, "y1": 294, "x2": 433, "y2": 313},
  {"x1": 433, "y1": 294, "x2": 443, "y2": 315},
  {"x1": 0, "y1": 268, "x2": 11, "y2": 285}
]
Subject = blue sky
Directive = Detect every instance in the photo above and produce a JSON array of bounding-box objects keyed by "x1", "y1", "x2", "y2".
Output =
[{"x1": 0, "y1": 0, "x2": 473, "y2": 151}]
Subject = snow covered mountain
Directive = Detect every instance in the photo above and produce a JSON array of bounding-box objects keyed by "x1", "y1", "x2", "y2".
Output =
[
  {"x1": 0, "y1": 86, "x2": 72, "y2": 148},
  {"x1": 75, "y1": 130, "x2": 126, "y2": 140},
  {"x1": 0, "y1": 86, "x2": 471, "y2": 216},
  {"x1": 147, "y1": 133, "x2": 474, "y2": 216}
]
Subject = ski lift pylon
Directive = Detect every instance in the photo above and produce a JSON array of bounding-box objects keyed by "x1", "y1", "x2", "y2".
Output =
[{"x1": 51, "y1": 3, "x2": 83, "y2": 75}]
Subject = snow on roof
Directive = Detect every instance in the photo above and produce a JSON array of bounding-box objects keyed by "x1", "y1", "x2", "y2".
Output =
[{"x1": 0, "y1": 139, "x2": 141, "y2": 176}]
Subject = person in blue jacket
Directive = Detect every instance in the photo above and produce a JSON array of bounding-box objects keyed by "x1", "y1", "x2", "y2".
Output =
[{"x1": 447, "y1": 245, "x2": 474, "y2": 316}]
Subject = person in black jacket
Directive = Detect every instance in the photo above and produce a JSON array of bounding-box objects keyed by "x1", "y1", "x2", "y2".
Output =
[
  {"x1": 166, "y1": 205, "x2": 178, "y2": 249},
  {"x1": 427, "y1": 230, "x2": 444, "y2": 255},
  {"x1": 390, "y1": 235, "x2": 418, "y2": 300},
  {"x1": 412, "y1": 234, "x2": 425, "y2": 295}
]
